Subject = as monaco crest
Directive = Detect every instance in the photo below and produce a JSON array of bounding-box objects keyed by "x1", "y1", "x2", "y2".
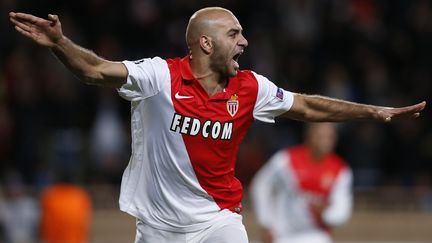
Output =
[{"x1": 227, "y1": 94, "x2": 239, "y2": 117}]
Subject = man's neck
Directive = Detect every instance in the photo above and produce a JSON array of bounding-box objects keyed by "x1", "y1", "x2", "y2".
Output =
[{"x1": 190, "y1": 56, "x2": 227, "y2": 97}]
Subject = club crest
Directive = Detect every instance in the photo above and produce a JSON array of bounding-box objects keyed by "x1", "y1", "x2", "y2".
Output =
[{"x1": 227, "y1": 94, "x2": 239, "y2": 117}]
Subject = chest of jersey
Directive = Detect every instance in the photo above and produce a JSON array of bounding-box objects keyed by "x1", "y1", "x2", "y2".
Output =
[
  {"x1": 164, "y1": 58, "x2": 259, "y2": 211},
  {"x1": 170, "y1": 84, "x2": 254, "y2": 140},
  {"x1": 167, "y1": 58, "x2": 258, "y2": 144},
  {"x1": 288, "y1": 146, "x2": 344, "y2": 197}
]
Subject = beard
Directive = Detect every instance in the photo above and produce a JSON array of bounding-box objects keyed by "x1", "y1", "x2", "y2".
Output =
[{"x1": 209, "y1": 41, "x2": 236, "y2": 78}]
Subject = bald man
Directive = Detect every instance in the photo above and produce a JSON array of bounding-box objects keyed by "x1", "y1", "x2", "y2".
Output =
[{"x1": 10, "y1": 7, "x2": 425, "y2": 243}]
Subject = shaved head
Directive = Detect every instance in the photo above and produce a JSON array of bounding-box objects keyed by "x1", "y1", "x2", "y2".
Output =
[
  {"x1": 186, "y1": 7, "x2": 235, "y2": 49},
  {"x1": 185, "y1": 7, "x2": 248, "y2": 80}
]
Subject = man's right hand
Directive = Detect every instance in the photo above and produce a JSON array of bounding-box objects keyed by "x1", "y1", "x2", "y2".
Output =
[{"x1": 9, "y1": 12, "x2": 63, "y2": 48}]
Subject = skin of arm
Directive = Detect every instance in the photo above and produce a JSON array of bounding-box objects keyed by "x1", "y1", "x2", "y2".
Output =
[
  {"x1": 52, "y1": 37, "x2": 127, "y2": 87},
  {"x1": 283, "y1": 93, "x2": 426, "y2": 123},
  {"x1": 9, "y1": 12, "x2": 127, "y2": 88}
]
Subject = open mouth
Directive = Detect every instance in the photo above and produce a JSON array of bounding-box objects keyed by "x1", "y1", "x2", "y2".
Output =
[
  {"x1": 233, "y1": 53, "x2": 241, "y2": 62},
  {"x1": 232, "y1": 52, "x2": 243, "y2": 70}
]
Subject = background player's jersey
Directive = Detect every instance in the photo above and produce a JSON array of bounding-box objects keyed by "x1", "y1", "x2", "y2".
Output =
[
  {"x1": 117, "y1": 56, "x2": 294, "y2": 232},
  {"x1": 250, "y1": 145, "x2": 353, "y2": 242}
]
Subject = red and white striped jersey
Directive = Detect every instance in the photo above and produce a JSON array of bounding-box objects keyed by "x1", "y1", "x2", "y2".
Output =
[
  {"x1": 250, "y1": 145, "x2": 353, "y2": 242},
  {"x1": 117, "y1": 55, "x2": 294, "y2": 232}
]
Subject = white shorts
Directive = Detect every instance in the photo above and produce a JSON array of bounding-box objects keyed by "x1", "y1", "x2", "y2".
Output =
[
  {"x1": 134, "y1": 211, "x2": 248, "y2": 243},
  {"x1": 275, "y1": 231, "x2": 332, "y2": 243}
]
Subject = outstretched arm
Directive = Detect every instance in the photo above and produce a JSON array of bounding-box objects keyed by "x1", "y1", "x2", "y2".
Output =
[
  {"x1": 283, "y1": 93, "x2": 426, "y2": 122},
  {"x1": 9, "y1": 12, "x2": 127, "y2": 88}
]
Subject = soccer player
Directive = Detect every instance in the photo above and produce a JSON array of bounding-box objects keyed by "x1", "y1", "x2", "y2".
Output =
[
  {"x1": 9, "y1": 6, "x2": 425, "y2": 243},
  {"x1": 250, "y1": 123, "x2": 352, "y2": 243}
]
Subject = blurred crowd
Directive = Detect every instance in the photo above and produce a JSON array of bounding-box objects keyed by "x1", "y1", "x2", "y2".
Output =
[{"x1": 0, "y1": 0, "x2": 431, "y2": 241}]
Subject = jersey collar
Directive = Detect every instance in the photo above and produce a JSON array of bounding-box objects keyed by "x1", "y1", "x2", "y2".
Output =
[
  {"x1": 180, "y1": 55, "x2": 195, "y2": 81},
  {"x1": 179, "y1": 55, "x2": 240, "y2": 100}
]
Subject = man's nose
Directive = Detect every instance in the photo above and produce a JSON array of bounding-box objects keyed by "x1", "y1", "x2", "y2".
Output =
[{"x1": 239, "y1": 34, "x2": 248, "y2": 47}]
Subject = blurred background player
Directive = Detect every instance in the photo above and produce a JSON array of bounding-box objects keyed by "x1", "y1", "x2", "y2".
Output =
[
  {"x1": 0, "y1": 171, "x2": 39, "y2": 243},
  {"x1": 250, "y1": 123, "x2": 352, "y2": 243}
]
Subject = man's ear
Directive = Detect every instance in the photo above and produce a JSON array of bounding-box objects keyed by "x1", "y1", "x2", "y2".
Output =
[{"x1": 199, "y1": 35, "x2": 213, "y2": 54}]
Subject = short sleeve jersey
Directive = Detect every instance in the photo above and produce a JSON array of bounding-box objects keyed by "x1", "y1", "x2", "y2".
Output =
[{"x1": 117, "y1": 55, "x2": 294, "y2": 232}]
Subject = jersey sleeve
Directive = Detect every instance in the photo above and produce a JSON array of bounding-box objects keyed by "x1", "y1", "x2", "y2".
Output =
[
  {"x1": 322, "y1": 167, "x2": 353, "y2": 226},
  {"x1": 117, "y1": 57, "x2": 169, "y2": 101},
  {"x1": 250, "y1": 150, "x2": 288, "y2": 228},
  {"x1": 252, "y1": 71, "x2": 294, "y2": 123}
]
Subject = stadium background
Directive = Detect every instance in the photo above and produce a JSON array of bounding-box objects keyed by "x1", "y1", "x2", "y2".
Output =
[{"x1": 0, "y1": 0, "x2": 431, "y2": 242}]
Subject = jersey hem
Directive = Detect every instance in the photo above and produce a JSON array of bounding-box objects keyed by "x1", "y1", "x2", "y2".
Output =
[{"x1": 119, "y1": 203, "x2": 235, "y2": 233}]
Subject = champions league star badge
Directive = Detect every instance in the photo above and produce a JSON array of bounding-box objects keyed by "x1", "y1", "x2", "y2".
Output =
[
  {"x1": 227, "y1": 94, "x2": 239, "y2": 117},
  {"x1": 276, "y1": 87, "x2": 284, "y2": 100}
]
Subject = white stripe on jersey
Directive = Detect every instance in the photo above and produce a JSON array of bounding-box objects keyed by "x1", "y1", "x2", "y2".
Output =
[{"x1": 119, "y1": 58, "x2": 221, "y2": 232}]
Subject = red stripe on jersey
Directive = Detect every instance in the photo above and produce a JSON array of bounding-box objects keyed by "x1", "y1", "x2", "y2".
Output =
[
  {"x1": 287, "y1": 145, "x2": 346, "y2": 230},
  {"x1": 288, "y1": 145, "x2": 345, "y2": 196},
  {"x1": 168, "y1": 56, "x2": 258, "y2": 213}
]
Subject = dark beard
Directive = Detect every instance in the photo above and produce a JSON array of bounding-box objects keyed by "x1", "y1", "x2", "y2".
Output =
[{"x1": 209, "y1": 41, "x2": 232, "y2": 80}]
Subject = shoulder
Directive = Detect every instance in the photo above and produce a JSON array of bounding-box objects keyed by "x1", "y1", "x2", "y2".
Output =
[
  {"x1": 234, "y1": 70, "x2": 275, "y2": 94},
  {"x1": 126, "y1": 56, "x2": 168, "y2": 66},
  {"x1": 237, "y1": 70, "x2": 256, "y2": 78},
  {"x1": 122, "y1": 56, "x2": 170, "y2": 76},
  {"x1": 328, "y1": 153, "x2": 350, "y2": 171},
  {"x1": 288, "y1": 145, "x2": 308, "y2": 157},
  {"x1": 236, "y1": 70, "x2": 259, "y2": 86},
  {"x1": 165, "y1": 56, "x2": 182, "y2": 65},
  {"x1": 237, "y1": 70, "x2": 272, "y2": 84}
]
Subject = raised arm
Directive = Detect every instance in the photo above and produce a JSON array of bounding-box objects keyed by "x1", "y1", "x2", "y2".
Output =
[
  {"x1": 283, "y1": 93, "x2": 426, "y2": 122},
  {"x1": 9, "y1": 12, "x2": 127, "y2": 88}
]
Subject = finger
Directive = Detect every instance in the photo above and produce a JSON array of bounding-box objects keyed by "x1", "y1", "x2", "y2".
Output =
[
  {"x1": 48, "y1": 14, "x2": 59, "y2": 27},
  {"x1": 409, "y1": 101, "x2": 426, "y2": 111},
  {"x1": 394, "y1": 101, "x2": 426, "y2": 115},
  {"x1": 48, "y1": 14, "x2": 59, "y2": 22},
  {"x1": 14, "y1": 25, "x2": 34, "y2": 39},
  {"x1": 419, "y1": 101, "x2": 426, "y2": 110},
  {"x1": 409, "y1": 101, "x2": 426, "y2": 112},
  {"x1": 13, "y1": 12, "x2": 44, "y2": 24},
  {"x1": 10, "y1": 17, "x2": 33, "y2": 33}
]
